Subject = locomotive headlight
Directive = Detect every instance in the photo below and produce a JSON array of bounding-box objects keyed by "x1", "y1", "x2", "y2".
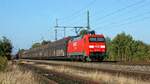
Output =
[
  {"x1": 89, "y1": 45, "x2": 94, "y2": 48},
  {"x1": 100, "y1": 45, "x2": 105, "y2": 48}
]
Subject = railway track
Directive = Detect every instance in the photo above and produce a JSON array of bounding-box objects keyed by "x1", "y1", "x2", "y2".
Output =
[
  {"x1": 21, "y1": 59, "x2": 150, "y2": 73},
  {"x1": 19, "y1": 59, "x2": 150, "y2": 82}
]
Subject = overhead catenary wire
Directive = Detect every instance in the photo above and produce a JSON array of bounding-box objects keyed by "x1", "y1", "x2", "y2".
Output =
[
  {"x1": 117, "y1": 16, "x2": 150, "y2": 27},
  {"x1": 95, "y1": 12, "x2": 150, "y2": 30},
  {"x1": 93, "y1": 1, "x2": 149, "y2": 27},
  {"x1": 59, "y1": 0, "x2": 97, "y2": 24},
  {"x1": 93, "y1": 0, "x2": 146, "y2": 26},
  {"x1": 95, "y1": 11, "x2": 150, "y2": 29}
]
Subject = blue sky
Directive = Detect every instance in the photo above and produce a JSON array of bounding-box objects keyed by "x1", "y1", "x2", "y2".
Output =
[{"x1": 0, "y1": 0, "x2": 150, "y2": 53}]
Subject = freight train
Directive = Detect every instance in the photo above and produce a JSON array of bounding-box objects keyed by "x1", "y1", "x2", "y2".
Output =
[{"x1": 19, "y1": 30, "x2": 107, "y2": 61}]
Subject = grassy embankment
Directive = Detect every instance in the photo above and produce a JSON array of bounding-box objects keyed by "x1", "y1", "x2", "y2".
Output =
[
  {"x1": 33, "y1": 63, "x2": 149, "y2": 84},
  {"x1": 0, "y1": 61, "x2": 51, "y2": 84}
]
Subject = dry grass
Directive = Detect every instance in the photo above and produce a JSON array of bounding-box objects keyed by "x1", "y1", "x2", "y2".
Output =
[
  {"x1": 34, "y1": 64, "x2": 149, "y2": 84},
  {"x1": 0, "y1": 64, "x2": 42, "y2": 84}
]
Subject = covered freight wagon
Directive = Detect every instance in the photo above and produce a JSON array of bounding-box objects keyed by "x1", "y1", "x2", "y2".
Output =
[{"x1": 19, "y1": 37, "x2": 72, "y2": 59}]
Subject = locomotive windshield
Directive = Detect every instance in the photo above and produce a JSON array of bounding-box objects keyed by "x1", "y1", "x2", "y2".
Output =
[{"x1": 89, "y1": 37, "x2": 105, "y2": 42}]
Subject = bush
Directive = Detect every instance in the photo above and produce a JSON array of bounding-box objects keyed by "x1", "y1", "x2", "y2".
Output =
[{"x1": 0, "y1": 56, "x2": 8, "y2": 71}]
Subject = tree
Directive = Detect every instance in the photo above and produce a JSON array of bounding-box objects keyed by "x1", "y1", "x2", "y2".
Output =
[
  {"x1": 0, "y1": 36, "x2": 12, "y2": 60},
  {"x1": 31, "y1": 40, "x2": 51, "y2": 49},
  {"x1": 148, "y1": 45, "x2": 150, "y2": 62},
  {"x1": 0, "y1": 36, "x2": 12, "y2": 70},
  {"x1": 132, "y1": 40, "x2": 149, "y2": 62},
  {"x1": 31, "y1": 43, "x2": 41, "y2": 48},
  {"x1": 41, "y1": 40, "x2": 51, "y2": 45},
  {"x1": 111, "y1": 32, "x2": 133, "y2": 62},
  {"x1": 105, "y1": 37, "x2": 113, "y2": 60},
  {"x1": 16, "y1": 49, "x2": 26, "y2": 59}
]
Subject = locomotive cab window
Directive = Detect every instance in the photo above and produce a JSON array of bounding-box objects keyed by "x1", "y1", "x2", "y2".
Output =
[
  {"x1": 97, "y1": 37, "x2": 105, "y2": 42},
  {"x1": 89, "y1": 37, "x2": 105, "y2": 42},
  {"x1": 89, "y1": 37, "x2": 96, "y2": 42}
]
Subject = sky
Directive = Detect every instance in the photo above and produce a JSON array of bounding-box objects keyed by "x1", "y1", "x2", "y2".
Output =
[{"x1": 0, "y1": 0, "x2": 150, "y2": 54}]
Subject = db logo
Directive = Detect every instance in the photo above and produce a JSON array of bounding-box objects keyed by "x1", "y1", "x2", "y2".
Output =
[
  {"x1": 73, "y1": 42, "x2": 77, "y2": 46},
  {"x1": 73, "y1": 42, "x2": 77, "y2": 50}
]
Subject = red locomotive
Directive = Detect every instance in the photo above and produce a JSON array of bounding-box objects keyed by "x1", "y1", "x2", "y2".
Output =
[
  {"x1": 67, "y1": 30, "x2": 106, "y2": 61},
  {"x1": 19, "y1": 30, "x2": 107, "y2": 61}
]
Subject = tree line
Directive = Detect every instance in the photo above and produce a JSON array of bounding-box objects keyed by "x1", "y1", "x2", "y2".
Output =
[{"x1": 106, "y1": 32, "x2": 150, "y2": 62}]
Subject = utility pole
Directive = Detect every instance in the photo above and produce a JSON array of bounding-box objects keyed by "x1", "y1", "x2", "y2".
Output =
[
  {"x1": 87, "y1": 10, "x2": 90, "y2": 30},
  {"x1": 54, "y1": 29, "x2": 57, "y2": 41},
  {"x1": 54, "y1": 11, "x2": 90, "y2": 38},
  {"x1": 63, "y1": 27, "x2": 66, "y2": 37},
  {"x1": 55, "y1": 19, "x2": 58, "y2": 40}
]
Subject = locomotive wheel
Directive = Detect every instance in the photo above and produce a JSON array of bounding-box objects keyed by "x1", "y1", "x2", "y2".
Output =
[
  {"x1": 86, "y1": 57, "x2": 91, "y2": 62},
  {"x1": 82, "y1": 57, "x2": 92, "y2": 62},
  {"x1": 98, "y1": 57, "x2": 104, "y2": 61},
  {"x1": 82, "y1": 56, "x2": 86, "y2": 62}
]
